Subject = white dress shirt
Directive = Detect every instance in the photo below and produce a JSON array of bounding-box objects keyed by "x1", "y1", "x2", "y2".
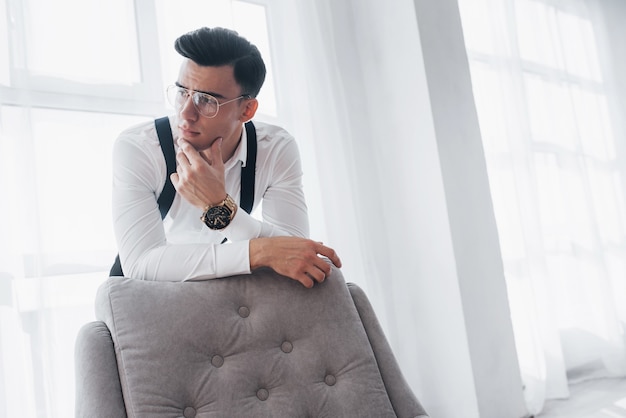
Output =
[{"x1": 112, "y1": 116, "x2": 309, "y2": 281}]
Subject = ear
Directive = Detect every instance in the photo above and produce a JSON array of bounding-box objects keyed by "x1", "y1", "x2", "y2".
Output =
[{"x1": 239, "y1": 98, "x2": 259, "y2": 123}]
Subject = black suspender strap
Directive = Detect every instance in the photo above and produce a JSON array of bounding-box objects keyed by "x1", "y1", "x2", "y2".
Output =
[
  {"x1": 240, "y1": 121, "x2": 257, "y2": 214},
  {"x1": 109, "y1": 117, "x2": 176, "y2": 277},
  {"x1": 155, "y1": 117, "x2": 177, "y2": 218},
  {"x1": 220, "y1": 121, "x2": 257, "y2": 244},
  {"x1": 110, "y1": 119, "x2": 257, "y2": 277}
]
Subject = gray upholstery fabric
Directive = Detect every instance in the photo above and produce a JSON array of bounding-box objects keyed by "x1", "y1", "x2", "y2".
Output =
[
  {"x1": 75, "y1": 322, "x2": 127, "y2": 417},
  {"x1": 348, "y1": 284, "x2": 429, "y2": 418},
  {"x1": 76, "y1": 267, "x2": 428, "y2": 417}
]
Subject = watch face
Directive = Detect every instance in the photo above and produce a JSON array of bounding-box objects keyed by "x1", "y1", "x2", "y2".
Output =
[{"x1": 204, "y1": 206, "x2": 232, "y2": 230}]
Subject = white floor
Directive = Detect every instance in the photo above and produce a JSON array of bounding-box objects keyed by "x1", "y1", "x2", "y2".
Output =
[{"x1": 538, "y1": 378, "x2": 626, "y2": 418}]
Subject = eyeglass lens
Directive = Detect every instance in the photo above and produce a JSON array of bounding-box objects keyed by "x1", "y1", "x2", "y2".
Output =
[{"x1": 167, "y1": 86, "x2": 219, "y2": 117}]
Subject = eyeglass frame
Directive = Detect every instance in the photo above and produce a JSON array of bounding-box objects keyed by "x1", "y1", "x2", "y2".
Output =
[{"x1": 166, "y1": 83, "x2": 251, "y2": 118}]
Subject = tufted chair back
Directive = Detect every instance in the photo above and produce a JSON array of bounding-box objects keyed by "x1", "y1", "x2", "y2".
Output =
[{"x1": 75, "y1": 267, "x2": 428, "y2": 417}]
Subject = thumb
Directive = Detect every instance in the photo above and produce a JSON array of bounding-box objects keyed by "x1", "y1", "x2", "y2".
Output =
[
  {"x1": 211, "y1": 137, "x2": 224, "y2": 166},
  {"x1": 170, "y1": 172, "x2": 180, "y2": 189},
  {"x1": 199, "y1": 137, "x2": 223, "y2": 165}
]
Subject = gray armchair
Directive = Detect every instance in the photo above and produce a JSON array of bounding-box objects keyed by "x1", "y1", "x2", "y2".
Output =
[{"x1": 75, "y1": 267, "x2": 428, "y2": 417}]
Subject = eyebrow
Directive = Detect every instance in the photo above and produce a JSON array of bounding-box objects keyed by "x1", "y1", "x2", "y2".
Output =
[{"x1": 174, "y1": 82, "x2": 226, "y2": 99}]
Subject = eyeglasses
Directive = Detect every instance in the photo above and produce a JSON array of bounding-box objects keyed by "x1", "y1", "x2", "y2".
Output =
[{"x1": 166, "y1": 85, "x2": 248, "y2": 118}]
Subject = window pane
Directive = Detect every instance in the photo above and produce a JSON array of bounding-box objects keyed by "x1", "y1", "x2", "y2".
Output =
[
  {"x1": 557, "y1": 10, "x2": 602, "y2": 81},
  {"x1": 0, "y1": 106, "x2": 148, "y2": 276},
  {"x1": 0, "y1": 0, "x2": 9, "y2": 85},
  {"x1": 459, "y1": 0, "x2": 511, "y2": 56},
  {"x1": 571, "y1": 87, "x2": 615, "y2": 161},
  {"x1": 524, "y1": 74, "x2": 577, "y2": 150},
  {"x1": 19, "y1": 0, "x2": 140, "y2": 84},
  {"x1": 586, "y1": 162, "x2": 624, "y2": 245},
  {"x1": 534, "y1": 153, "x2": 594, "y2": 252},
  {"x1": 232, "y1": 2, "x2": 276, "y2": 116},
  {"x1": 32, "y1": 109, "x2": 148, "y2": 271},
  {"x1": 515, "y1": 0, "x2": 562, "y2": 70}
]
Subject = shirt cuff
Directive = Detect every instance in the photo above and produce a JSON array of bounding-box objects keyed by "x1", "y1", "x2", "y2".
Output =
[
  {"x1": 215, "y1": 240, "x2": 251, "y2": 278},
  {"x1": 223, "y1": 208, "x2": 262, "y2": 241}
]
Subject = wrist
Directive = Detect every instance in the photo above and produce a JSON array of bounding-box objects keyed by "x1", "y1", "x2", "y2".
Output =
[
  {"x1": 205, "y1": 193, "x2": 228, "y2": 208},
  {"x1": 249, "y1": 238, "x2": 268, "y2": 270}
]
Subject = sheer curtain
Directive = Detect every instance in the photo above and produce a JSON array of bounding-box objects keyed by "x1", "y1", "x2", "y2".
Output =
[
  {"x1": 0, "y1": 0, "x2": 151, "y2": 415},
  {"x1": 266, "y1": 1, "x2": 526, "y2": 416},
  {"x1": 458, "y1": 0, "x2": 626, "y2": 413}
]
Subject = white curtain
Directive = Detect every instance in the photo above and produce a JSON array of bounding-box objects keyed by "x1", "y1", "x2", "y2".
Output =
[
  {"x1": 267, "y1": 1, "x2": 515, "y2": 416},
  {"x1": 458, "y1": 0, "x2": 626, "y2": 414}
]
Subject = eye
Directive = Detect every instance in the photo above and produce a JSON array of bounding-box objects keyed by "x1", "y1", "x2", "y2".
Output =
[
  {"x1": 195, "y1": 94, "x2": 214, "y2": 106},
  {"x1": 176, "y1": 88, "x2": 189, "y2": 99}
]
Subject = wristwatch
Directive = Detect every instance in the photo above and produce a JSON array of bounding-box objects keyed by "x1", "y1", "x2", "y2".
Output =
[{"x1": 201, "y1": 194, "x2": 237, "y2": 230}]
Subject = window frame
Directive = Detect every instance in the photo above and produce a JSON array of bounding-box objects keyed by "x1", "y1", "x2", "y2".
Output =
[{"x1": 2, "y1": 0, "x2": 167, "y2": 116}]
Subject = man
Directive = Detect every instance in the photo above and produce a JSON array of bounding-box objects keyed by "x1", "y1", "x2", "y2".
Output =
[{"x1": 112, "y1": 27, "x2": 340, "y2": 287}]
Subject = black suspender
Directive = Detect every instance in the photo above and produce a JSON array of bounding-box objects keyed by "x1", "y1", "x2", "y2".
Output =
[
  {"x1": 240, "y1": 121, "x2": 257, "y2": 214},
  {"x1": 109, "y1": 118, "x2": 257, "y2": 277},
  {"x1": 155, "y1": 117, "x2": 177, "y2": 219}
]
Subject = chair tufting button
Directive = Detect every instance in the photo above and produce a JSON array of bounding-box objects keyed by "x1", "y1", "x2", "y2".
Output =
[
  {"x1": 183, "y1": 406, "x2": 197, "y2": 417},
  {"x1": 280, "y1": 341, "x2": 293, "y2": 353},
  {"x1": 238, "y1": 306, "x2": 250, "y2": 318},
  {"x1": 256, "y1": 388, "x2": 269, "y2": 401},
  {"x1": 211, "y1": 355, "x2": 224, "y2": 368},
  {"x1": 324, "y1": 374, "x2": 337, "y2": 386}
]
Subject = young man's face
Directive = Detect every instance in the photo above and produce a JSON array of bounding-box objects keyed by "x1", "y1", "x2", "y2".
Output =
[{"x1": 174, "y1": 59, "x2": 256, "y2": 158}]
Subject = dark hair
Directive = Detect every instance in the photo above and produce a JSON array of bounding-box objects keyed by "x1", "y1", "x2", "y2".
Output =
[{"x1": 174, "y1": 27, "x2": 266, "y2": 98}]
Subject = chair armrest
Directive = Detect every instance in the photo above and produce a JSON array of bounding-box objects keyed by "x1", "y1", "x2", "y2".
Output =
[
  {"x1": 348, "y1": 283, "x2": 429, "y2": 418},
  {"x1": 75, "y1": 321, "x2": 127, "y2": 418}
]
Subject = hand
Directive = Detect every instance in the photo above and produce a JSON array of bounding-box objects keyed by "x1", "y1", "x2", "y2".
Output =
[
  {"x1": 170, "y1": 138, "x2": 227, "y2": 208},
  {"x1": 249, "y1": 236, "x2": 342, "y2": 288}
]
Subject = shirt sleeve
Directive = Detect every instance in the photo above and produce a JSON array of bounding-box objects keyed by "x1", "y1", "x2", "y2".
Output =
[{"x1": 112, "y1": 123, "x2": 309, "y2": 282}]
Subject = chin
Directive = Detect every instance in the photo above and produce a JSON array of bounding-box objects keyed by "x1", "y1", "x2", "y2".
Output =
[{"x1": 183, "y1": 137, "x2": 211, "y2": 151}]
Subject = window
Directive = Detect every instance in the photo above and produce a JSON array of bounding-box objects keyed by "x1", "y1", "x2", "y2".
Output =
[
  {"x1": 0, "y1": 1, "x2": 275, "y2": 416},
  {"x1": 459, "y1": 0, "x2": 626, "y2": 412}
]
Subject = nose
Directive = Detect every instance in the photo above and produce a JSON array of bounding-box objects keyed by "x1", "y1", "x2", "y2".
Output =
[{"x1": 179, "y1": 93, "x2": 198, "y2": 120}]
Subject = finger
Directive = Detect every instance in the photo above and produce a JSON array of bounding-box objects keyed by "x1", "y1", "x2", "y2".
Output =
[
  {"x1": 296, "y1": 273, "x2": 315, "y2": 288},
  {"x1": 199, "y1": 138, "x2": 223, "y2": 166},
  {"x1": 210, "y1": 138, "x2": 224, "y2": 169},
  {"x1": 199, "y1": 148, "x2": 212, "y2": 165},
  {"x1": 177, "y1": 138, "x2": 205, "y2": 166},
  {"x1": 170, "y1": 173, "x2": 184, "y2": 193},
  {"x1": 307, "y1": 268, "x2": 326, "y2": 284},
  {"x1": 315, "y1": 244, "x2": 342, "y2": 268},
  {"x1": 311, "y1": 256, "x2": 332, "y2": 277},
  {"x1": 176, "y1": 148, "x2": 191, "y2": 168}
]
